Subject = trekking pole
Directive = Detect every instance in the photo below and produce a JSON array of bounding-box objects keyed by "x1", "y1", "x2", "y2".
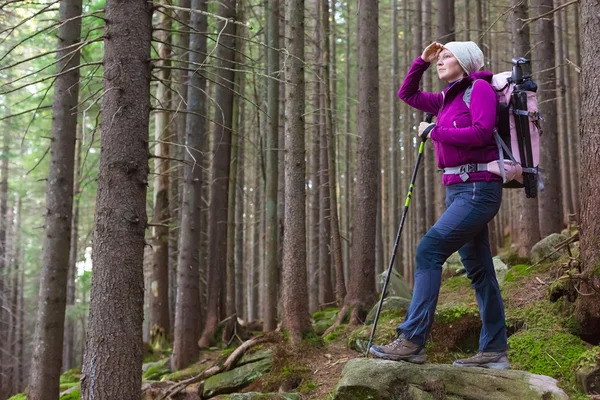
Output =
[{"x1": 366, "y1": 112, "x2": 433, "y2": 356}]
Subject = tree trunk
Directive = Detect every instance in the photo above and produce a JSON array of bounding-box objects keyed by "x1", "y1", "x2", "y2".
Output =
[
  {"x1": 264, "y1": 0, "x2": 280, "y2": 332},
  {"x1": 81, "y1": 0, "x2": 152, "y2": 397},
  {"x1": 423, "y1": 0, "x2": 435, "y2": 231},
  {"x1": 343, "y1": 0, "x2": 352, "y2": 289},
  {"x1": 0, "y1": 115, "x2": 9, "y2": 398},
  {"x1": 63, "y1": 124, "x2": 82, "y2": 373},
  {"x1": 561, "y1": 2, "x2": 579, "y2": 217},
  {"x1": 28, "y1": 0, "x2": 82, "y2": 397},
  {"x1": 5, "y1": 201, "x2": 15, "y2": 397},
  {"x1": 553, "y1": 0, "x2": 573, "y2": 224},
  {"x1": 223, "y1": 3, "x2": 245, "y2": 342},
  {"x1": 172, "y1": 0, "x2": 207, "y2": 370},
  {"x1": 531, "y1": 0, "x2": 563, "y2": 236},
  {"x1": 150, "y1": 2, "x2": 172, "y2": 342},
  {"x1": 169, "y1": 0, "x2": 190, "y2": 338},
  {"x1": 13, "y1": 197, "x2": 23, "y2": 395},
  {"x1": 309, "y1": 5, "x2": 321, "y2": 314},
  {"x1": 198, "y1": 0, "x2": 237, "y2": 348},
  {"x1": 390, "y1": 0, "x2": 399, "y2": 265},
  {"x1": 277, "y1": 0, "x2": 286, "y2": 309},
  {"x1": 575, "y1": 0, "x2": 600, "y2": 344},
  {"x1": 235, "y1": 66, "x2": 247, "y2": 321},
  {"x1": 413, "y1": 0, "x2": 426, "y2": 246},
  {"x1": 282, "y1": 0, "x2": 312, "y2": 344},
  {"x1": 511, "y1": 0, "x2": 540, "y2": 257},
  {"x1": 465, "y1": 0, "x2": 470, "y2": 41},
  {"x1": 346, "y1": 0, "x2": 379, "y2": 324}
]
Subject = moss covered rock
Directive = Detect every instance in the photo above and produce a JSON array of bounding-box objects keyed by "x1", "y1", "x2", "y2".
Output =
[
  {"x1": 377, "y1": 269, "x2": 412, "y2": 299},
  {"x1": 161, "y1": 359, "x2": 209, "y2": 382},
  {"x1": 212, "y1": 393, "x2": 301, "y2": 399},
  {"x1": 143, "y1": 357, "x2": 171, "y2": 381},
  {"x1": 203, "y1": 356, "x2": 273, "y2": 398},
  {"x1": 312, "y1": 308, "x2": 339, "y2": 335},
  {"x1": 530, "y1": 233, "x2": 567, "y2": 264},
  {"x1": 508, "y1": 330, "x2": 588, "y2": 382},
  {"x1": 334, "y1": 358, "x2": 568, "y2": 400},
  {"x1": 366, "y1": 296, "x2": 411, "y2": 324}
]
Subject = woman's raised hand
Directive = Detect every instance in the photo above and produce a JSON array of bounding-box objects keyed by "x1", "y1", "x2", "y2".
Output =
[{"x1": 421, "y1": 42, "x2": 443, "y2": 63}]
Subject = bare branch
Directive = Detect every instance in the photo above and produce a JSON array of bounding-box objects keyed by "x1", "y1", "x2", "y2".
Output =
[
  {"x1": 519, "y1": 0, "x2": 579, "y2": 29},
  {"x1": 153, "y1": 3, "x2": 253, "y2": 30}
]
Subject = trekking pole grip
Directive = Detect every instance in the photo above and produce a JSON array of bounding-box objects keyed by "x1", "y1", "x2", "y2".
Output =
[{"x1": 425, "y1": 113, "x2": 433, "y2": 123}]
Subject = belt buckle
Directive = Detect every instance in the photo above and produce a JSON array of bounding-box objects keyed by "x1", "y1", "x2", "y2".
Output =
[{"x1": 459, "y1": 164, "x2": 476, "y2": 174}]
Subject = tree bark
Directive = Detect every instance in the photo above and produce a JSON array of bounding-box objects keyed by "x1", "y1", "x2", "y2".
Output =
[
  {"x1": 343, "y1": 0, "x2": 352, "y2": 290},
  {"x1": 28, "y1": 0, "x2": 82, "y2": 397},
  {"x1": 390, "y1": 0, "x2": 399, "y2": 266},
  {"x1": 531, "y1": 0, "x2": 563, "y2": 236},
  {"x1": 575, "y1": 0, "x2": 600, "y2": 343},
  {"x1": 553, "y1": 0, "x2": 573, "y2": 224},
  {"x1": 414, "y1": 0, "x2": 426, "y2": 246},
  {"x1": 511, "y1": 0, "x2": 541, "y2": 257},
  {"x1": 561, "y1": 2, "x2": 579, "y2": 217},
  {"x1": 423, "y1": 0, "x2": 435, "y2": 231},
  {"x1": 0, "y1": 114, "x2": 9, "y2": 399},
  {"x1": 169, "y1": 0, "x2": 191, "y2": 338},
  {"x1": 264, "y1": 0, "x2": 280, "y2": 332},
  {"x1": 282, "y1": 0, "x2": 312, "y2": 344},
  {"x1": 346, "y1": 0, "x2": 379, "y2": 323},
  {"x1": 235, "y1": 65, "x2": 247, "y2": 321},
  {"x1": 63, "y1": 124, "x2": 82, "y2": 373},
  {"x1": 81, "y1": 0, "x2": 152, "y2": 397},
  {"x1": 172, "y1": 0, "x2": 207, "y2": 370},
  {"x1": 198, "y1": 0, "x2": 237, "y2": 348},
  {"x1": 150, "y1": 1, "x2": 172, "y2": 342},
  {"x1": 309, "y1": 4, "x2": 321, "y2": 314}
]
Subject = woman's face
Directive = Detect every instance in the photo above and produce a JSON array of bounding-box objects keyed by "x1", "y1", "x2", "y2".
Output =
[{"x1": 437, "y1": 49, "x2": 466, "y2": 83}]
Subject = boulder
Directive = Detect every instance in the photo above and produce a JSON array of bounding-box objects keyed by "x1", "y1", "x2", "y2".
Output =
[
  {"x1": 530, "y1": 233, "x2": 567, "y2": 264},
  {"x1": 577, "y1": 366, "x2": 600, "y2": 395},
  {"x1": 378, "y1": 269, "x2": 412, "y2": 299},
  {"x1": 492, "y1": 256, "x2": 508, "y2": 287},
  {"x1": 334, "y1": 358, "x2": 568, "y2": 400},
  {"x1": 366, "y1": 296, "x2": 411, "y2": 324},
  {"x1": 312, "y1": 308, "x2": 339, "y2": 335},
  {"x1": 212, "y1": 394, "x2": 301, "y2": 400},
  {"x1": 203, "y1": 356, "x2": 273, "y2": 398},
  {"x1": 443, "y1": 252, "x2": 464, "y2": 273},
  {"x1": 142, "y1": 357, "x2": 171, "y2": 380}
]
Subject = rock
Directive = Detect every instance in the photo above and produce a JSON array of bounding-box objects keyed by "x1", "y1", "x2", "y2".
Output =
[
  {"x1": 577, "y1": 366, "x2": 600, "y2": 395},
  {"x1": 334, "y1": 358, "x2": 568, "y2": 400},
  {"x1": 443, "y1": 252, "x2": 464, "y2": 273},
  {"x1": 530, "y1": 233, "x2": 567, "y2": 264},
  {"x1": 142, "y1": 357, "x2": 171, "y2": 380},
  {"x1": 492, "y1": 256, "x2": 508, "y2": 287},
  {"x1": 238, "y1": 349, "x2": 273, "y2": 367},
  {"x1": 141, "y1": 381, "x2": 202, "y2": 400},
  {"x1": 212, "y1": 393, "x2": 301, "y2": 400},
  {"x1": 378, "y1": 269, "x2": 412, "y2": 299},
  {"x1": 203, "y1": 356, "x2": 273, "y2": 398},
  {"x1": 312, "y1": 308, "x2": 339, "y2": 335},
  {"x1": 366, "y1": 296, "x2": 411, "y2": 324}
]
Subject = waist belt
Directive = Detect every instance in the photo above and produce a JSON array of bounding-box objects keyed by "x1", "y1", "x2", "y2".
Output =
[{"x1": 443, "y1": 163, "x2": 489, "y2": 182}]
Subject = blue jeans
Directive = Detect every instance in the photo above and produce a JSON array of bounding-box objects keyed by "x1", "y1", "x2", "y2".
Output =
[{"x1": 397, "y1": 181, "x2": 507, "y2": 352}]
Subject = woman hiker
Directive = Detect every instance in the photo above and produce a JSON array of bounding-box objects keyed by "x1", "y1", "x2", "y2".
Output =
[{"x1": 369, "y1": 41, "x2": 509, "y2": 370}]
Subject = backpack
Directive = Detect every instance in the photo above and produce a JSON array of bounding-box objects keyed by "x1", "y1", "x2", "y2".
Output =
[{"x1": 463, "y1": 58, "x2": 542, "y2": 198}]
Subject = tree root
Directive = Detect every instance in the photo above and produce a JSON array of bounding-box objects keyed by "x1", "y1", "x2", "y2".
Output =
[
  {"x1": 322, "y1": 305, "x2": 349, "y2": 337},
  {"x1": 158, "y1": 333, "x2": 280, "y2": 400}
]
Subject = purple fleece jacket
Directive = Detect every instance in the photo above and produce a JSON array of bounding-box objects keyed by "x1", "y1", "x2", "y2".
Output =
[{"x1": 398, "y1": 56, "x2": 501, "y2": 186}]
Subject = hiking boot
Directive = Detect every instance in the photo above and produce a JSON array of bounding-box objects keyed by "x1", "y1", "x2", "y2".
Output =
[
  {"x1": 453, "y1": 351, "x2": 510, "y2": 369},
  {"x1": 369, "y1": 334, "x2": 427, "y2": 364}
]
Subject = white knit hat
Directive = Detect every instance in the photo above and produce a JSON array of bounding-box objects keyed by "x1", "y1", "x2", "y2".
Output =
[{"x1": 443, "y1": 41, "x2": 484, "y2": 75}]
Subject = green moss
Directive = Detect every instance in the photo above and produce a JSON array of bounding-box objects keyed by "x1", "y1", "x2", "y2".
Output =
[
  {"x1": 163, "y1": 361, "x2": 208, "y2": 381},
  {"x1": 60, "y1": 389, "x2": 80, "y2": 400},
  {"x1": 324, "y1": 325, "x2": 346, "y2": 344},
  {"x1": 302, "y1": 330, "x2": 324, "y2": 347},
  {"x1": 575, "y1": 346, "x2": 600, "y2": 370},
  {"x1": 312, "y1": 308, "x2": 339, "y2": 321},
  {"x1": 508, "y1": 330, "x2": 587, "y2": 384},
  {"x1": 441, "y1": 276, "x2": 470, "y2": 291},
  {"x1": 435, "y1": 303, "x2": 479, "y2": 324},
  {"x1": 348, "y1": 312, "x2": 400, "y2": 353},
  {"x1": 8, "y1": 394, "x2": 26, "y2": 400},
  {"x1": 142, "y1": 359, "x2": 170, "y2": 381},
  {"x1": 60, "y1": 368, "x2": 81, "y2": 384},
  {"x1": 506, "y1": 298, "x2": 573, "y2": 331},
  {"x1": 60, "y1": 382, "x2": 80, "y2": 391},
  {"x1": 297, "y1": 379, "x2": 317, "y2": 393}
]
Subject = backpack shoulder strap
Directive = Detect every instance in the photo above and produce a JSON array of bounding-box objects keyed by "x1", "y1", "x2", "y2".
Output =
[{"x1": 463, "y1": 79, "x2": 481, "y2": 109}]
